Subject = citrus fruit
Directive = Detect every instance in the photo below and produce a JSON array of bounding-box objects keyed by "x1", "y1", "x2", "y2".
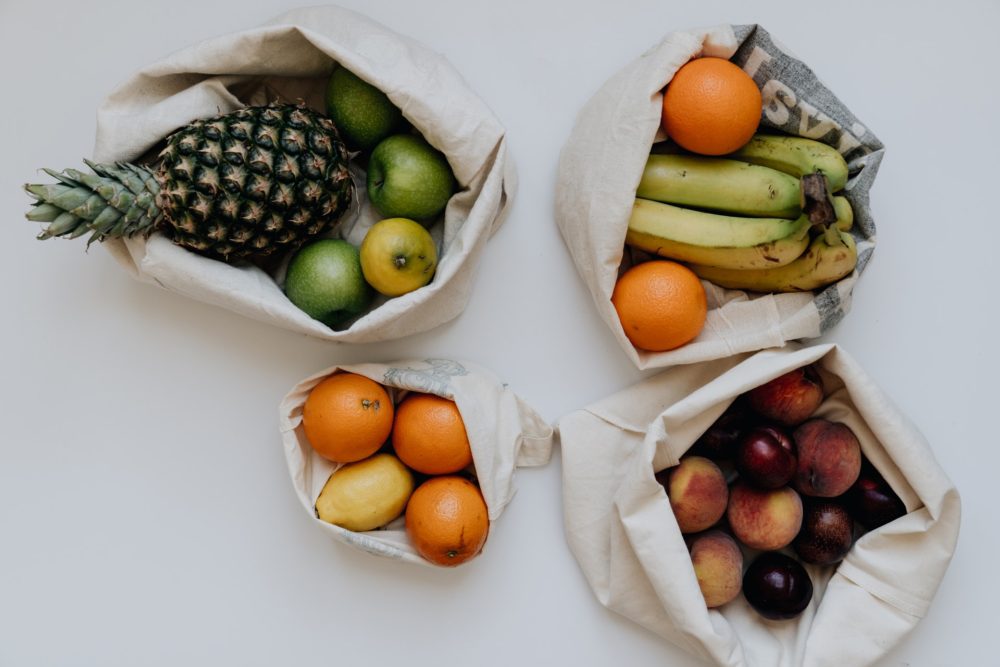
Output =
[
  {"x1": 405, "y1": 476, "x2": 489, "y2": 567},
  {"x1": 303, "y1": 373, "x2": 394, "y2": 463},
  {"x1": 611, "y1": 260, "x2": 707, "y2": 352},
  {"x1": 315, "y1": 453, "x2": 415, "y2": 532},
  {"x1": 661, "y1": 57, "x2": 762, "y2": 155},
  {"x1": 392, "y1": 393, "x2": 473, "y2": 475},
  {"x1": 325, "y1": 66, "x2": 404, "y2": 152},
  {"x1": 360, "y1": 217, "x2": 438, "y2": 297},
  {"x1": 284, "y1": 239, "x2": 373, "y2": 327}
]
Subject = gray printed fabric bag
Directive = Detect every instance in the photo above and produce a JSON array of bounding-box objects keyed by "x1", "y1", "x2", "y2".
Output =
[
  {"x1": 278, "y1": 359, "x2": 553, "y2": 566},
  {"x1": 92, "y1": 6, "x2": 514, "y2": 343},
  {"x1": 555, "y1": 25, "x2": 883, "y2": 370},
  {"x1": 559, "y1": 344, "x2": 960, "y2": 666}
]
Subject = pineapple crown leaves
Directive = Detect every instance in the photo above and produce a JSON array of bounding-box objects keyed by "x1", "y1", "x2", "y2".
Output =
[{"x1": 24, "y1": 159, "x2": 162, "y2": 247}]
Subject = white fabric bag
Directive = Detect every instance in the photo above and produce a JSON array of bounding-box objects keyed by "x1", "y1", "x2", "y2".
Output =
[
  {"x1": 92, "y1": 5, "x2": 514, "y2": 342},
  {"x1": 279, "y1": 359, "x2": 553, "y2": 566},
  {"x1": 555, "y1": 25, "x2": 883, "y2": 369},
  {"x1": 559, "y1": 344, "x2": 959, "y2": 666}
]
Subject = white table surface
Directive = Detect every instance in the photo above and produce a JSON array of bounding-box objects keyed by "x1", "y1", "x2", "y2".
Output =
[{"x1": 1, "y1": 1, "x2": 995, "y2": 665}]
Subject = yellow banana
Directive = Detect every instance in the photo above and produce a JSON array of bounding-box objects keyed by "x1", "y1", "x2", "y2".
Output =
[
  {"x1": 625, "y1": 199, "x2": 812, "y2": 270},
  {"x1": 833, "y1": 196, "x2": 853, "y2": 231},
  {"x1": 628, "y1": 198, "x2": 807, "y2": 248},
  {"x1": 636, "y1": 155, "x2": 801, "y2": 218},
  {"x1": 689, "y1": 229, "x2": 858, "y2": 293},
  {"x1": 728, "y1": 134, "x2": 849, "y2": 192}
]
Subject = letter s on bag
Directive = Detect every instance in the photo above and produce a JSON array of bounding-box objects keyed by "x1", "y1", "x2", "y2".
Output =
[{"x1": 762, "y1": 79, "x2": 796, "y2": 127}]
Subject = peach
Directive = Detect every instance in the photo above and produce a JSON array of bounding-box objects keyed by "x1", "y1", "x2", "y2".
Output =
[
  {"x1": 793, "y1": 419, "x2": 862, "y2": 497},
  {"x1": 689, "y1": 530, "x2": 744, "y2": 608},
  {"x1": 727, "y1": 481, "x2": 803, "y2": 550},
  {"x1": 658, "y1": 456, "x2": 728, "y2": 534},
  {"x1": 749, "y1": 365, "x2": 824, "y2": 426}
]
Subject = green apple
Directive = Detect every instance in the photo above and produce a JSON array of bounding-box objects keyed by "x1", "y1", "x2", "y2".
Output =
[
  {"x1": 284, "y1": 239, "x2": 373, "y2": 327},
  {"x1": 360, "y1": 218, "x2": 438, "y2": 297},
  {"x1": 366, "y1": 134, "x2": 457, "y2": 223},
  {"x1": 324, "y1": 66, "x2": 404, "y2": 152}
]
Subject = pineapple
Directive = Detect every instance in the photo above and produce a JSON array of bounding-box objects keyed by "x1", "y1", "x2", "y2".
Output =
[{"x1": 24, "y1": 104, "x2": 353, "y2": 263}]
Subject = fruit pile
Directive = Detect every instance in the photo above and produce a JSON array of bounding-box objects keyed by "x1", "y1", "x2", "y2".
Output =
[
  {"x1": 303, "y1": 372, "x2": 489, "y2": 567},
  {"x1": 657, "y1": 364, "x2": 906, "y2": 619},
  {"x1": 24, "y1": 65, "x2": 458, "y2": 330},
  {"x1": 613, "y1": 57, "x2": 858, "y2": 353},
  {"x1": 284, "y1": 68, "x2": 457, "y2": 327}
]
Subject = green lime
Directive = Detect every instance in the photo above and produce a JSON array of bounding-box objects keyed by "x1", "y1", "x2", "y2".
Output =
[
  {"x1": 325, "y1": 66, "x2": 404, "y2": 152},
  {"x1": 284, "y1": 239, "x2": 373, "y2": 327}
]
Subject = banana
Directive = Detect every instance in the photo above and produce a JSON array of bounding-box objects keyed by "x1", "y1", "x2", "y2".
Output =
[
  {"x1": 832, "y1": 196, "x2": 853, "y2": 231},
  {"x1": 636, "y1": 154, "x2": 801, "y2": 218},
  {"x1": 728, "y1": 134, "x2": 849, "y2": 192},
  {"x1": 626, "y1": 199, "x2": 812, "y2": 270},
  {"x1": 689, "y1": 228, "x2": 858, "y2": 293}
]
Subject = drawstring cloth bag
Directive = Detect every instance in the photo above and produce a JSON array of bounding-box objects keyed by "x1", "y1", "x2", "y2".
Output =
[
  {"x1": 559, "y1": 344, "x2": 959, "y2": 666},
  {"x1": 92, "y1": 5, "x2": 514, "y2": 342},
  {"x1": 555, "y1": 24, "x2": 883, "y2": 369},
  {"x1": 279, "y1": 359, "x2": 553, "y2": 566}
]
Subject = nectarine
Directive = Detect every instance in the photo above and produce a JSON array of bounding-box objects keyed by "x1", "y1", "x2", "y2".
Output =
[
  {"x1": 689, "y1": 531, "x2": 743, "y2": 608},
  {"x1": 727, "y1": 481, "x2": 803, "y2": 550},
  {"x1": 793, "y1": 419, "x2": 862, "y2": 498},
  {"x1": 659, "y1": 456, "x2": 729, "y2": 534}
]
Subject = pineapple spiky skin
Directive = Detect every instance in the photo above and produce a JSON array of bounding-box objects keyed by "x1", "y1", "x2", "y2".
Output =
[{"x1": 25, "y1": 104, "x2": 354, "y2": 263}]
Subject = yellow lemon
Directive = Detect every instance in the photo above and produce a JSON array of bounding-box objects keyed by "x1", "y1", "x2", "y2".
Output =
[
  {"x1": 315, "y1": 453, "x2": 415, "y2": 532},
  {"x1": 359, "y1": 217, "x2": 438, "y2": 296}
]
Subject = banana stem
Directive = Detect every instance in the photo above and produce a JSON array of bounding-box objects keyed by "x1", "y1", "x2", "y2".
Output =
[{"x1": 800, "y1": 172, "x2": 837, "y2": 226}]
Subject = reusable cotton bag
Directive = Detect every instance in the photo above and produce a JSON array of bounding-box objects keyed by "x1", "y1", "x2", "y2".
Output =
[
  {"x1": 559, "y1": 344, "x2": 959, "y2": 666},
  {"x1": 555, "y1": 25, "x2": 884, "y2": 369},
  {"x1": 279, "y1": 359, "x2": 552, "y2": 566},
  {"x1": 92, "y1": 5, "x2": 514, "y2": 342}
]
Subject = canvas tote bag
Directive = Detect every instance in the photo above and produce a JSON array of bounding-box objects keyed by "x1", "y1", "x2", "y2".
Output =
[
  {"x1": 559, "y1": 344, "x2": 959, "y2": 666},
  {"x1": 555, "y1": 25, "x2": 883, "y2": 369},
  {"x1": 279, "y1": 359, "x2": 553, "y2": 566},
  {"x1": 91, "y1": 5, "x2": 514, "y2": 342}
]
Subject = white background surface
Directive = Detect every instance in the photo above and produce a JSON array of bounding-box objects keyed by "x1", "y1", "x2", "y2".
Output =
[{"x1": 1, "y1": 1, "x2": 996, "y2": 665}]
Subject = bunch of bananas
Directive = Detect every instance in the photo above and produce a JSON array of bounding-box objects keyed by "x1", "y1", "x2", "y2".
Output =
[{"x1": 626, "y1": 134, "x2": 856, "y2": 293}]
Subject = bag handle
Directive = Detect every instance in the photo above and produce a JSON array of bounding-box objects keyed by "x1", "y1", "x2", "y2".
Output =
[{"x1": 514, "y1": 394, "x2": 554, "y2": 467}]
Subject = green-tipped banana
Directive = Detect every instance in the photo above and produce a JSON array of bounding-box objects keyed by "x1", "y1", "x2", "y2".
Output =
[
  {"x1": 728, "y1": 134, "x2": 849, "y2": 192},
  {"x1": 625, "y1": 199, "x2": 813, "y2": 270},
  {"x1": 636, "y1": 155, "x2": 801, "y2": 218},
  {"x1": 689, "y1": 228, "x2": 858, "y2": 293}
]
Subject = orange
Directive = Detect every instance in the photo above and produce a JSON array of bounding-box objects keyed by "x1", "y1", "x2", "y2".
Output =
[
  {"x1": 611, "y1": 260, "x2": 707, "y2": 352},
  {"x1": 661, "y1": 57, "x2": 761, "y2": 155},
  {"x1": 302, "y1": 372, "x2": 394, "y2": 463},
  {"x1": 392, "y1": 393, "x2": 473, "y2": 475},
  {"x1": 405, "y1": 476, "x2": 489, "y2": 566}
]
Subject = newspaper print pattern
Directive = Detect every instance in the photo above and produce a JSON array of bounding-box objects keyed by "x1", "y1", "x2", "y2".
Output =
[
  {"x1": 731, "y1": 25, "x2": 885, "y2": 331},
  {"x1": 383, "y1": 359, "x2": 470, "y2": 397}
]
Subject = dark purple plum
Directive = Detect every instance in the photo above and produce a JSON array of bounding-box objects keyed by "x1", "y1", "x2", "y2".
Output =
[
  {"x1": 742, "y1": 551, "x2": 813, "y2": 620},
  {"x1": 793, "y1": 500, "x2": 854, "y2": 565},
  {"x1": 736, "y1": 425, "x2": 796, "y2": 489},
  {"x1": 844, "y1": 463, "x2": 907, "y2": 530},
  {"x1": 689, "y1": 398, "x2": 752, "y2": 460}
]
